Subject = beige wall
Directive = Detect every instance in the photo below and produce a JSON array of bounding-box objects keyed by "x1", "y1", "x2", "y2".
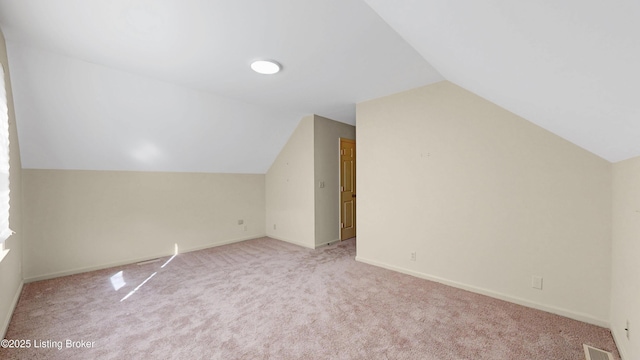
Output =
[
  {"x1": 22, "y1": 169, "x2": 265, "y2": 281},
  {"x1": 356, "y1": 81, "x2": 612, "y2": 326},
  {"x1": 314, "y1": 115, "x2": 355, "y2": 247},
  {"x1": 0, "y1": 30, "x2": 24, "y2": 337},
  {"x1": 611, "y1": 156, "x2": 640, "y2": 359},
  {"x1": 265, "y1": 115, "x2": 315, "y2": 248},
  {"x1": 265, "y1": 115, "x2": 355, "y2": 248}
]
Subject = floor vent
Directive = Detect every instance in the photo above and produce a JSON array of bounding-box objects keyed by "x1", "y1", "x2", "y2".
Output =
[{"x1": 583, "y1": 344, "x2": 614, "y2": 360}]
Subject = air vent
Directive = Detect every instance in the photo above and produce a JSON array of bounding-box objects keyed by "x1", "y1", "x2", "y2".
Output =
[{"x1": 583, "y1": 344, "x2": 614, "y2": 360}]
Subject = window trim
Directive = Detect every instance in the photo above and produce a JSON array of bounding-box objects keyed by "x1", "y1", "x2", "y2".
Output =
[
  {"x1": 0, "y1": 241, "x2": 8, "y2": 263},
  {"x1": 0, "y1": 62, "x2": 13, "y2": 248}
]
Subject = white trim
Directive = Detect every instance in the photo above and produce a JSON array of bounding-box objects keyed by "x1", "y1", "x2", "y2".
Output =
[
  {"x1": 25, "y1": 234, "x2": 266, "y2": 283},
  {"x1": 0, "y1": 246, "x2": 8, "y2": 264},
  {"x1": 610, "y1": 326, "x2": 628, "y2": 360},
  {"x1": 0, "y1": 63, "x2": 11, "y2": 247},
  {"x1": 0, "y1": 230, "x2": 13, "y2": 245},
  {"x1": 355, "y1": 255, "x2": 610, "y2": 328},
  {"x1": 1, "y1": 280, "x2": 23, "y2": 339},
  {"x1": 265, "y1": 234, "x2": 315, "y2": 249},
  {"x1": 179, "y1": 234, "x2": 266, "y2": 254},
  {"x1": 315, "y1": 238, "x2": 341, "y2": 249},
  {"x1": 583, "y1": 344, "x2": 614, "y2": 360}
]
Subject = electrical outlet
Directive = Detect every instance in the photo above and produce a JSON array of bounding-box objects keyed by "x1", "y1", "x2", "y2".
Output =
[
  {"x1": 626, "y1": 320, "x2": 630, "y2": 340},
  {"x1": 273, "y1": 224, "x2": 277, "y2": 230},
  {"x1": 238, "y1": 219, "x2": 244, "y2": 225},
  {"x1": 319, "y1": 181, "x2": 325, "y2": 188},
  {"x1": 410, "y1": 252, "x2": 416, "y2": 261},
  {"x1": 531, "y1": 276, "x2": 543, "y2": 290}
]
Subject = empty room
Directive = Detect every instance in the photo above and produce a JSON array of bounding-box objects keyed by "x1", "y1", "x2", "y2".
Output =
[{"x1": 0, "y1": 1, "x2": 638, "y2": 359}]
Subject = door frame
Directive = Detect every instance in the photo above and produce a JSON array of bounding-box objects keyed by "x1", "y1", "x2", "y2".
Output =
[{"x1": 339, "y1": 138, "x2": 356, "y2": 240}]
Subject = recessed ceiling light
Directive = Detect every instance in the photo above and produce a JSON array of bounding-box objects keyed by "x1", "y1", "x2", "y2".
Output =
[{"x1": 251, "y1": 60, "x2": 281, "y2": 75}]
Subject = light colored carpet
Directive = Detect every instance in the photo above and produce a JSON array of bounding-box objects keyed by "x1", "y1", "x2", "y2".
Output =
[{"x1": 1, "y1": 237, "x2": 619, "y2": 359}]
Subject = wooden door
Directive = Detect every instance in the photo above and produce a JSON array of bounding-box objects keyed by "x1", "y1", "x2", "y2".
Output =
[{"x1": 340, "y1": 138, "x2": 356, "y2": 240}]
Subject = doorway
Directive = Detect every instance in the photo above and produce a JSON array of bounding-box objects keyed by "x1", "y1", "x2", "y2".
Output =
[{"x1": 339, "y1": 138, "x2": 356, "y2": 240}]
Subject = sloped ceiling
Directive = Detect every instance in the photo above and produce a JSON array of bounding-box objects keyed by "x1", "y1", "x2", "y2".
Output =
[
  {"x1": 0, "y1": 1, "x2": 638, "y2": 174},
  {"x1": 0, "y1": 0, "x2": 442, "y2": 173},
  {"x1": 364, "y1": 0, "x2": 640, "y2": 163}
]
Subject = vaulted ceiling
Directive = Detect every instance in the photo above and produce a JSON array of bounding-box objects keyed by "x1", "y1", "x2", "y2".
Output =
[
  {"x1": 0, "y1": 0, "x2": 637, "y2": 173},
  {"x1": 364, "y1": 0, "x2": 640, "y2": 163}
]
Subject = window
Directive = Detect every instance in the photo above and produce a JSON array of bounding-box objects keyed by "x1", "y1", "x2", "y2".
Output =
[{"x1": 0, "y1": 63, "x2": 13, "y2": 250}]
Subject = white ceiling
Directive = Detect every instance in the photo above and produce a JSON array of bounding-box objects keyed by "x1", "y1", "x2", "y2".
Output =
[
  {"x1": 0, "y1": 0, "x2": 442, "y2": 173},
  {"x1": 0, "y1": 0, "x2": 638, "y2": 173},
  {"x1": 364, "y1": 0, "x2": 640, "y2": 163}
]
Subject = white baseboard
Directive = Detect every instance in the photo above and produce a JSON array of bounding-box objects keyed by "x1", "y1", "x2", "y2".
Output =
[
  {"x1": 180, "y1": 234, "x2": 267, "y2": 254},
  {"x1": 265, "y1": 235, "x2": 315, "y2": 249},
  {"x1": 1, "y1": 280, "x2": 23, "y2": 339},
  {"x1": 25, "y1": 234, "x2": 266, "y2": 283},
  {"x1": 315, "y1": 238, "x2": 341, "y2": 249},
  {"x1": 610, "y1": 327, "x2": 628, "y2": 360},
  {"x1": 355, "y1": 256, "x2": 610, "y2": 328}
]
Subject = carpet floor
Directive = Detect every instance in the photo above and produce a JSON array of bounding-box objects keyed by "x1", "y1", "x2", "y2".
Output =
[{"x1": 1, "y1": 237, "x2": 619, "y2": 359}]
